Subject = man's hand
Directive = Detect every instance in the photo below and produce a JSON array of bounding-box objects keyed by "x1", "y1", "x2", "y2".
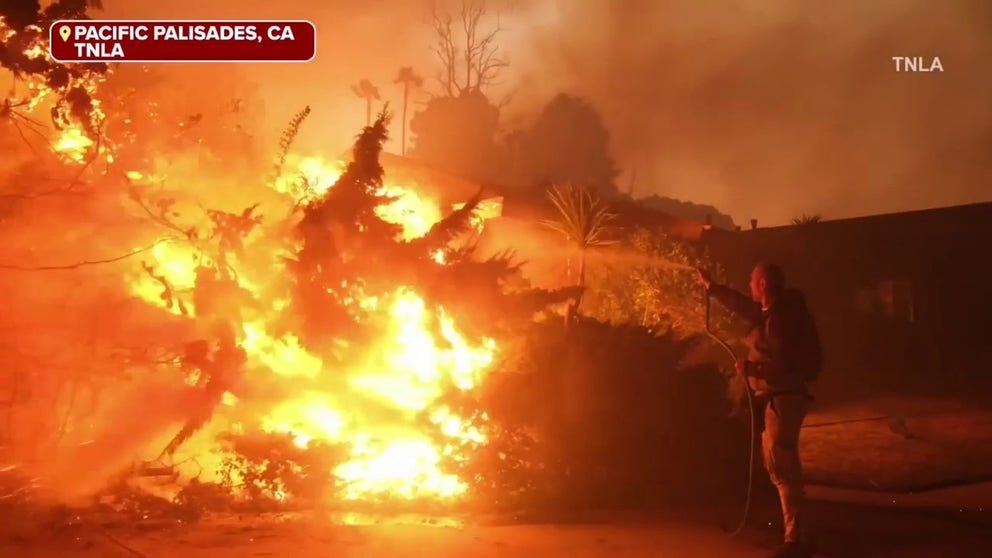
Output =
[
  {"x1": 734, "y1": 359, "x2": 749, "y2": 377},
  {"x1": 695, "y1": 267, "x2": 714, "y2": 290}
]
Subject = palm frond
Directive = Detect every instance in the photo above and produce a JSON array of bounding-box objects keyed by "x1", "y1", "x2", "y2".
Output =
[
  {"x1": 791, "y1": 213, "x2": 822, "y2": 226},
  {"x1": 540, "y1": 182, "x2": 618, "y2": 249},
  {"x1": 395, "y1": 66, "x2": 423, "y2": 87}
]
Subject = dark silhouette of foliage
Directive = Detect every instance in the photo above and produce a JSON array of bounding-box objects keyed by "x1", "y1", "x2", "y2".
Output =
[
  {"x1": 792, "y1": 213, "x2": 823, "y2": 225},
  {"x1": 506, "y1": 94, "x2": 619, "y2": 196},
  {"x1": 472, "y1": 318, "x2": 745, "y2": 512},
  {"x1": 1, "y1": 0, "x2": 107, "y2": 136},
  {"x1": 637, "y1": 195, "x2": 737, "y2": 230},
  {"x1": 411, "y1": 192, "x2": 483, "y2": 252},
  {"x1": 408, "y1": 89, "x2": 501, "y2": 183},
  {"x1": 393, "y1": 67, "x2": 423, "y2": 155},
  {"x1": 351, "y1": 79, "x2": 380, "y2": 126},
  {"x1": 272, "y1": 105, "x2": 311, "y2": 178}
]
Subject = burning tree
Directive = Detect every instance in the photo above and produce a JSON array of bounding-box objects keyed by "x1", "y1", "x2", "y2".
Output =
[
  {"x1": 0, "y1": 3, "x2": 744, "y2": 520},
  {"x1": 1, "y1": 2, "x2": 109, "y2": 161},
  {"x1": 1, "y1": 16, "x2": 582, "y2": 506}
]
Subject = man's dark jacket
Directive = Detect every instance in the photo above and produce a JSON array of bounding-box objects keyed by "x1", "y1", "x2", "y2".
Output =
[{"x1": 709, "y1": 284, "x2": 810, "y2": 397}]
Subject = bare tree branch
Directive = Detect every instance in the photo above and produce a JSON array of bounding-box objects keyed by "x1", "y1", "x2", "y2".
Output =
[
  {"x1": 0, "y1": 238, "x2": 175, "y2": 271},
  {"x1": 428, "y1": 0, "x2": 506, "y2": 96}
]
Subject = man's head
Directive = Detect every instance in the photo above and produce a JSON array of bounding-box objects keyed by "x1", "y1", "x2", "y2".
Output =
[{"x1": 749, "y1": 262, "x2": 785, "y2": 303}]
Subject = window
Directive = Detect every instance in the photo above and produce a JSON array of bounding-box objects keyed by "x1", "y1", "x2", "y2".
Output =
[{"x1": 856, "y1": 279, "x2": 914, "y2": 322}]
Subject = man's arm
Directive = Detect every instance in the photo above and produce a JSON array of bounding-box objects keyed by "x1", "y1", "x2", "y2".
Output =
[
  {"x1": 708, "y1": 283, "x2": 763, "y2": 325},
  {"x1": 695, "y1": 267, "x2": 763, "y2": 324}
]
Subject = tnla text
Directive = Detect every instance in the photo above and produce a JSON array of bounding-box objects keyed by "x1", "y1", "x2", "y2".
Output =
[{"x1": 891, "y1": 56, "x2": 943, "y2": 72}]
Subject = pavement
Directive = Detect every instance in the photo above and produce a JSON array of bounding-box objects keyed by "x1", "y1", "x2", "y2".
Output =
[
  {"x1": 2, "y1": 488, "x2": 991, "y2": 558},
  {"x1": 4, "y1": 394, "x2": 991, "y2": 557},
  {"x1": 800, "y1": 394, "x2": 992, "y2": 492}
]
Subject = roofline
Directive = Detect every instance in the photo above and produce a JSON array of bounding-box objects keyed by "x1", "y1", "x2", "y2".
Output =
[{"x1": 708, "y1": 201, "x2": 992, "y2": 235}]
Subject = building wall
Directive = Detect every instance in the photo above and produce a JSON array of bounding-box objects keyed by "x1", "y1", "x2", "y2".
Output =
[{"x1": 701, "y1": 203, "x2": 992, "y2": 397}]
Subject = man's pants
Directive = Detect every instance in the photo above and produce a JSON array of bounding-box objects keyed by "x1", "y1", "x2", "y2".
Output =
[{"x1": 759, "y1": 393, "x2": 809, "y2": 543}]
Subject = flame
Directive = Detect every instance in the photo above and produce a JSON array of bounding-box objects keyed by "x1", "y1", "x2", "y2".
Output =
[
  {"x1": 121, "y1": 157, "x2": 501, "y2": 504},
  {"x1": 128, "y1": 242, "x2": 199, "y2": 316},
  {"x1": 1, "y1": 17, "x2": 109, "y2": 164},
  {"x1": 374, "y1": 186, "x2": 443, "y2": 240},
  {"x1": 241, "y1": 322, "x2": 323, "y2": 379},
  {"x1": 455, "y1": 197, "x2": 504, "y2": 233},
  {"x1": 53, "y1": 125, "x2": 95, "y2": 163},
  {"x1": 7, "y1": 18, "x2": 506, "y2": 505},
  {"x1": 272, "y1": 155, "x2": 344, "y2": 201},
  {"x1": 273, "y1": 155, "x2": 447, "y2": 241}
]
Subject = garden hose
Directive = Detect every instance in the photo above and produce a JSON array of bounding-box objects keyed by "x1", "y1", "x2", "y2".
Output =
[{"x1": 704, "y1": 290, "x2": 756, "y2": 538}]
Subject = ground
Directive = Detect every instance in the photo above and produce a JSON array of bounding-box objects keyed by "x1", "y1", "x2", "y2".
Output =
[
  {"x1": 1, "y1": 495, "x2": 990, "y2": 558},
  {"x1": 802, "y1": 394, "x2": 992, "y2": 491},
  {"x1": 3, "y1": 394, "x2": 991, "y2": 557}
]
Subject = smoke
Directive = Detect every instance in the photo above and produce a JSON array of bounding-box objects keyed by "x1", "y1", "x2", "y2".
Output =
[
  {"x1": 510, "y1": 0, "x2": 992, "y2": 225},
  {"x1": 100, "y1": 0, "x2": 443, "y2": 155},
  {"x1": 92, "y1": 0, "x2": 992, "y2": 226}
]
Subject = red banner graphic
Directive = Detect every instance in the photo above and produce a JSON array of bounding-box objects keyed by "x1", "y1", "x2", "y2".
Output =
[{"x1": 48, "y1": 20, "x2": 316, "y2": 63}]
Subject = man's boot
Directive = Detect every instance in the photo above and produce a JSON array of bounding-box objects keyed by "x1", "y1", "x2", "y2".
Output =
[{"x1": 768, "y1": 540, "x2": 813, "y2": 558}]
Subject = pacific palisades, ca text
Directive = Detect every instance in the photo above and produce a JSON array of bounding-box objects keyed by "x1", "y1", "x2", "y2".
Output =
[{"x1": 64, "y1": 23, "x2": 301, "y2": 59}]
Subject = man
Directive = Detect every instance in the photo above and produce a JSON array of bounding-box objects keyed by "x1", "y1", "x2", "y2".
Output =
[{"x1": 697, "y1": 263, "x2": 815, "y2": 558}]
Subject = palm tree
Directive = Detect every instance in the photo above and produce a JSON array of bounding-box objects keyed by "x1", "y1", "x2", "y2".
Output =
[
  {"x1": 540, "y1": 183, "x2": 618, "y2": 322},
  {"x1": 791, "y1": 213, "x2": 823, "y2": 225},
  {"x1": 393, "y1": 67, "x2": 423, "y2": 156},
  {"x1": 351, "y1": 79, "x2": 381, "y2": 127}
]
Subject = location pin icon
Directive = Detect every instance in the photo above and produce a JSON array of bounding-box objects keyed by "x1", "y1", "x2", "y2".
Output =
[{"x1": 59, "y1": 25, "x2": 71, "y2": 41}]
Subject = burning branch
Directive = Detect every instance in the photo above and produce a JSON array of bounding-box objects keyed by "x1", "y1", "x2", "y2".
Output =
[
  {"x1": 0, "y1": 238, "x2": 174, "y2": 271},
  {"x1": 140, "y1": 260, "x2": 190, "y2": 316},
  {"x1": 206, "y1": 205, "x2": 262, "y2": 261},
  {"x1": 128, "y1": 187, "x2": 199, "y2": 241},
  {"x1": 412, "y1": 191, "x2": 483, "y2": 252}
]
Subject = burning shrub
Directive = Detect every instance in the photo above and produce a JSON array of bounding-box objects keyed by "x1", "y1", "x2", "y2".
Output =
[
  {"x1": 106, "y1": 111, "x2": 575, "y2": 513},
  {"x1": 215, "y1": 432, "x2": 343, "y2": 509},
  {"x1": 1, "y1": 8, "x2": 741, "y2": 519},
  {"x1": 476, "y1": 318, "x2": 748, "y2": 512}
]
